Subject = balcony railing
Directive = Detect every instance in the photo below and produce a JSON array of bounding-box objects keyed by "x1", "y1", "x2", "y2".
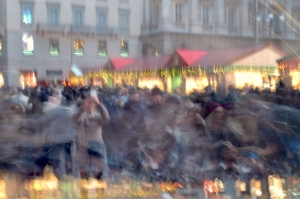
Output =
[
  {"x1": 202, "y1": 24, "x2": 213, "y2": 33},
  {"x1": 37, "y1": 23, "x2": 123, "y2": 35},
  {"x1": 228, "y1": 26, "x2": 238, "y2": 35},
  {"x1": 141, "y1": 24, "x2": 159, "y2": 34}
]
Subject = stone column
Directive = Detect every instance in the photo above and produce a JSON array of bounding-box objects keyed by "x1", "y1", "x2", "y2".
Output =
[
  {"x1": 285, "y1": 0, "x2": 293, "y2": 39},
  {"x1": 239, "y1": 0, "x2": 249, "y2": 36}
]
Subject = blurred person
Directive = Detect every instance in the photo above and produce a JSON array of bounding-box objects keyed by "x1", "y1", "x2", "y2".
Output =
[
  {"x1": 17, "y1": 89, "x2": 78, "y2": 179},
  {"x1": 200, "y1": 101, "x2": 240, "y2": 175},
  {"x1": 72, "y1": 91, "x2": 110, "y2": 179},
  {"x1": 226, "y1": 85, "x2": 239, "y2": 102},
  {"x1": 139, "y1": 87, "x2": 177, "y2": 181},
  {"x1": 179, "y1": 108, "x2": 211, "y2": 181},
  {"x1": 111, "y1": 88, "x2": 126, "y2": 108}
]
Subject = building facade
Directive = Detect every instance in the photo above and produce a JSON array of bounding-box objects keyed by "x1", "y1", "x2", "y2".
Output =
[
  {"x1": 141, "y1": 0, "x2": 300, "y2": 56},
  {"x1": 0, "y1": 0, "x2": 141, "y2": 86}
]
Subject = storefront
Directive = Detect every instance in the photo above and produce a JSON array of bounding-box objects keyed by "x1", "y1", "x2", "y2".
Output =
[{"x1": 102, "y1": 56, "x2": 169, "y2": 90}]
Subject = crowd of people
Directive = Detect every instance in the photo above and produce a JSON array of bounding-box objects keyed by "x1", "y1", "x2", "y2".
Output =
[{"x1": 0, "y1": 82, "x2": 300, "y2": 189}]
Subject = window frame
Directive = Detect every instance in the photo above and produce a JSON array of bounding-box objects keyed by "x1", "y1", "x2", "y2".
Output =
[
  {"x1": 296, "y1": 13, "x2": 300, "y2": 31},
  {"x1": 202, "y1": 4, "x2": 211, "y2": 25},
  {"x1": 20, "y1": 2, "x2": 34, "y2": 26},
  {"x1": 98, "y1": 41, "x2": 107, "y2": 57},
  {"x1": 73, "y1": 39, "x2": 84, "y2": 56},
  {"x1": 49, "y1": 38, "x2": 59, "y2": 56},
  {"x1": 22, "y1": 33, "x2": 34, "y2": 55},
  {"x1": 175, "y1": 2, "x2": 184, "y2": 23},
  {"x1": 120, "y1": 41, "x2": 129, "y2": 57},
  {"x1": 228, "y1": 8, "x2": 235, "y2": 27},
  {"x1": 47, "y1": 3, "x2": 60, "y2": 25},
  {"x1": 72, "y1": 5, "x2": 85, "y2": 27},
  {"x1": 273, "y1": 14, "x2": 280, "y2": 30},
  {"x1": 96, "y1": 8, "x2": 108, "y2": 29},
  {"x1": 119, "y1": 9, "x2": 130, "y2": 32}
]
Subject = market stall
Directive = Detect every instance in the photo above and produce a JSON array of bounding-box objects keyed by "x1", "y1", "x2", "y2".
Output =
[
  {"x1": 165, "y1": 44, "x2": 285, "y2": 96},
  {"x1": 92, "y1": 56, "x2": 171, "y2": 90},
  {"x1": 277, "y1": 52, "x2": 300, "y2": 89}
]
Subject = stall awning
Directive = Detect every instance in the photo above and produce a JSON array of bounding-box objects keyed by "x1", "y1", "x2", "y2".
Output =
[
  {"x1": 106, "y1": 55, "x2": 170, "y2": 71},
  {"x1": 176, "y1": 50, "x2": 207, "y2": 66},
  {"x1": 277, "y1": 51, "x2": 300, "y2": 63},
  {"x1": 193, "y1": 44, "x2": 274, "y2": 66},
  {"x1": 166, "y1": 43, "x2": 286, "y2": 68},
  {"x1": 110, "y1": 58, "x2": 135, "y2": 70}
]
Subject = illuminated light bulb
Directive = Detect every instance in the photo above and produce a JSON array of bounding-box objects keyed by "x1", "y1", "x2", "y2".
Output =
[{"x1": 121, "y1": 38, "x2": 124, "y2": 47}]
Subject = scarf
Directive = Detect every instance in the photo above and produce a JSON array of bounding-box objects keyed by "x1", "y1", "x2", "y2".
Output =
[{"x1": 78, "y1": 111, "x2": 100, "y2": 123}]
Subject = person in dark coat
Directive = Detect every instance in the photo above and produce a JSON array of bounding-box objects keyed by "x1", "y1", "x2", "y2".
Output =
[{"x1": 18, "y1": 90, "x2": 78, "y2": 179}]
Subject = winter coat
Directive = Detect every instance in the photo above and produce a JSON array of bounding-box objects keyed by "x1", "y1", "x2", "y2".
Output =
[
  {"x1": 72, "y1": 104, "x2": 110, "y2": 174},
  {"x1": 19, "y1": 105, "x2": 78, "y2": 146}
]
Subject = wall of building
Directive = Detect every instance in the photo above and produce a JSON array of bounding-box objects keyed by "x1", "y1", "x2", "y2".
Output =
[{"x1": 1, "y1": 0, "x2": 142, "y2": 86}]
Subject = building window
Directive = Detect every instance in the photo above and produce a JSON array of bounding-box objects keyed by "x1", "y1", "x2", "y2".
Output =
[
  {"x1": 228, "y1": 9, "x2": 235, "y2": 27},
  {"x1": 73, "y1": 6, "x2": 84, "y2": 27},
  {"x1": 119, "y1": 10, "x2": 130, "y2": 31},
  {"x1": 98, "y1": 41, "x2": 107, "y2": 57},
  {"x1": 296, "y1": 13, "x2": 300, "y2": 31},
  {"x1": 119, "y1": 0, "x2": 129, "y2": 4},
  {"x1": 22, "y1": 33, "x2": 34, "y2": 55},
  {"x1": 47, "y1": 4, "x2": 60, "y2": 25},
  {"x1": 120, "y1": 40, "x2": 129, "y2": 57},
  {"x1": 175, "y1": 2, "x2": 183, "y2": 23},
  {"x1": 49, "y1": 39, "x2": 59, "y2": 56},
  {"x1": 74, "y1": 39, "x2": 84, "y2": 56},
  {"x1": 203, "y1": 5, "x2": 210, "y2": 25},
  {"x1": 274, "y1": 15, "x2": 280, "y2": 30},
  {"x1": 21, "y1": 2, "x2": 33, "y2": 25},
  {"x1": 0, "y1": 38, "x2": 2, "y2": 56},
  {"x1": 97, "y1": 8, "x2": 107, "y2": 28},
  {"x1": 154, "y1": 5, "x2": 160, "y2": 24}
]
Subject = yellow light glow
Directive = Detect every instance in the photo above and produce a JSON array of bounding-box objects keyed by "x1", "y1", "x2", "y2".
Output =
[
  {"x1": 250, "y1": 178, "x2": 262, "y2": 197},
  {"x1": 268, "y1": 175, "x2": 286, "y2": 199},
  {"x1": 0, "y1": 73, "x2": 4, "y2": 88},
  {"x1": 186, "y1": 77, "x2": 208, "y2": 94},
  {"x1": 290, "y1": 70, "x2": 300, "y2": 89},
  {"x1": 19, "y1": 73, "x2": 25, "y2": 89},
  {"x1": 0, "y1": 180, "x2": 5, "y2": 199},
  {"x1": 234, "y1": 72, "x2": 262, "y2": 89},
  {"x1": 138, "y1": 78, "x2": 163, "y2": 90}
]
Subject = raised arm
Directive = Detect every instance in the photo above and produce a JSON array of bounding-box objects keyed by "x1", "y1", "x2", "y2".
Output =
[
  {"x1": 96, "y1": 103, "x2": 110, "y2": 125},
  {"x1": 71, "y1": 106, "x2": 84, "y2": 124}
]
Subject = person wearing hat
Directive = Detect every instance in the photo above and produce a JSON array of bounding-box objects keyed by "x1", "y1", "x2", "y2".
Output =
[
  {"x1": 139, "y1": 87, "x2": 177, "y2": 176},
  {"x1": 200, "y1": 101, "x2": 241, "y2": 175}
]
